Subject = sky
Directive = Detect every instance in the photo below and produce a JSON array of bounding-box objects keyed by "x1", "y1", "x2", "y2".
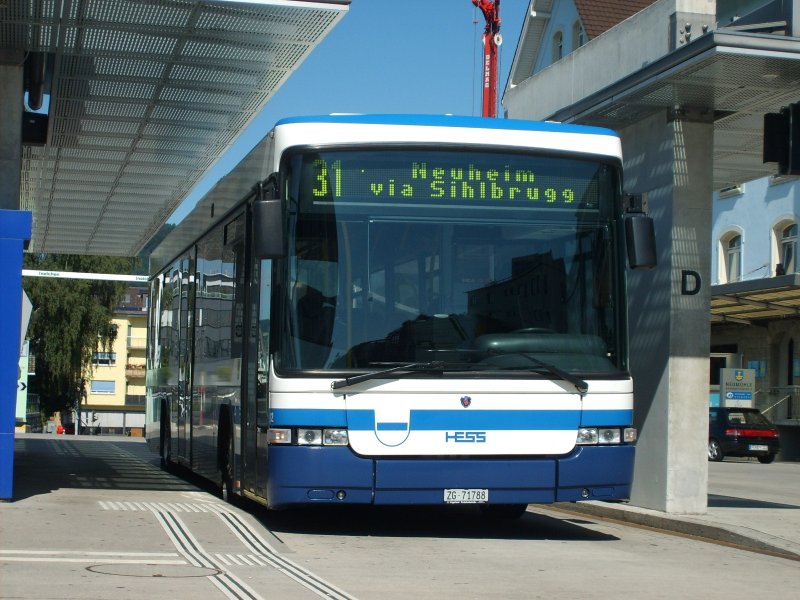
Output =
[{"x1": 167, "y1": 0, "x2": 528, "y2": 224}]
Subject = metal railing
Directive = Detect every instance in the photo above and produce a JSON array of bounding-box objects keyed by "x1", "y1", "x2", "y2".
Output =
[
  {"x1": 125, "y1": 394, "x2": 146, "y2": 406},
  {"x1": 127, "y1": 335, "x2": 146, "y2": 349},
  {"x1": 757, "y1": 386, "x2": 800, "y2": 423},
  {"x1": 125, "y1": 364, "x2": 146, "y2": 378}
]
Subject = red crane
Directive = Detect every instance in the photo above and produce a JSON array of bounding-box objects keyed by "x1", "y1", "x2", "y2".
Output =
[{"x1": 472, "y1": 0, "x2": 501, "y2": 118}]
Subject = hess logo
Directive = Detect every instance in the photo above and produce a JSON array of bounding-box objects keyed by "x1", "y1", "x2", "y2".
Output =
[{"x1": 445, "y1": 431, "x2": 487, "y2": 443}]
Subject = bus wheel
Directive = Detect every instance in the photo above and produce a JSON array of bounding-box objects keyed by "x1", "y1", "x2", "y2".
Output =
[
  {"x1": 479, "y1": 504, "x2": 528, "y2": 519},
  {"x1": 218, "y1": 409, "x2": 234, "y2": 503},
  {"x1": 221, "y1": 463, "x2": 233, "y2": 502},
  {"x1": 159, "y1": 403, "x2": 171, "y2": 470}
]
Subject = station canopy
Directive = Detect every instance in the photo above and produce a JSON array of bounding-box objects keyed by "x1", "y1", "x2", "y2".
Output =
[
  {"x1": 2, "y1": 0, "x2": 348, "y2": 256},
  {"x1": 712, "y1": 275, "x2": 800, "y2": 325},
  {"x1": 546, "y1": 29, "x2": 800, "y2": 193}
]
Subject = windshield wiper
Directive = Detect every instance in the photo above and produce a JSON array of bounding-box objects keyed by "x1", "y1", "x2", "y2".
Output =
[
  {"x1": 520, "y1": 353, "x2": 588, "y2": 397},
  {"x1": 331, "y1": 361, "x2": 445, "y2": 390},
  {"x1": 488, "y1": 351, "x2": 588, "y2": 397}
]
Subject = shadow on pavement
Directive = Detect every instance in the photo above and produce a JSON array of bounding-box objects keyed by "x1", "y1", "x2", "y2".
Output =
[
  {"x1": 11, "y1": 435, "x2": 199, "y2": 501},
  {"x1": 249, "y1": 502, "x2": 620, "y2": 543}
]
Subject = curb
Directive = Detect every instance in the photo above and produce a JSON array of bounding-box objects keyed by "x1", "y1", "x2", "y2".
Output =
[{"x1": 548, "y1": 501, "x2": 800, "y2": 561}]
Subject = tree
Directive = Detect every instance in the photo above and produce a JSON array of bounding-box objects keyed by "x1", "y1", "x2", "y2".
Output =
[{"x1": 23, "y1": 254, "x2": 139, "y2": 423}]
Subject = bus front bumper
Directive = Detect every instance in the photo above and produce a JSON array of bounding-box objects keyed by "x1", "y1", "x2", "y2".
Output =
[{"x1": 265, "y1": 445, "x2": 634, "y2": 508}]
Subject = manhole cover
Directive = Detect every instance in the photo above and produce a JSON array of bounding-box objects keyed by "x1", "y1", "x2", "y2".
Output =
[{"x1": 87, "y1": 563, "x2": 222, "y2": 578}]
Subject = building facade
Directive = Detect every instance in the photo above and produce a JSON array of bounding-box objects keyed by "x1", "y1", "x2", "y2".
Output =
[
  {"x1": 710, "y1": 176, "x2": 800, "y2": 459},
  {"x1": 79, "y1": 287, "x2": 148, "y2": 436}
]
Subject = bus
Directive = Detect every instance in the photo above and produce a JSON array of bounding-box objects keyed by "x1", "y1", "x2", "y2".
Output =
[{"x1": 146, "y1": 114, "x2": 655, "y2": 516}]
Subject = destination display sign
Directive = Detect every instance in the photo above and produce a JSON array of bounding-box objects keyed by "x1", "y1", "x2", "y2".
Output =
[{"x1": 296, "y1": 151, "x2": 608, "y2": 210}]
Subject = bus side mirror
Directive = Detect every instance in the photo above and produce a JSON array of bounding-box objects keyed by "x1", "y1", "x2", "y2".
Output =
[
  {"x1": 252, "y1": 174, "x2": 285, "y2": 259},
  {"x1": 625, "y1": 213, "x2": 657, "y2": 270}
]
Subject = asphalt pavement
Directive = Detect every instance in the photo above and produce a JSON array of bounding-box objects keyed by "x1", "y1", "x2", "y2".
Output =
[{"x1": 1, "y1": 432, "x2": 798, "y2": 600}]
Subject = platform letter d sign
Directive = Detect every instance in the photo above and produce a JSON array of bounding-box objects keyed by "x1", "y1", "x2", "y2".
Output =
[{"x1": 681, "y1": 270, "x2": 701, "y2": 295}]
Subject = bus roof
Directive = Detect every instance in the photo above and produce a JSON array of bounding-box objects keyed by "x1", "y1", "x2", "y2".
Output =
[{"x1": 274, "y1": 114, "x2": 619, "y2": 138}]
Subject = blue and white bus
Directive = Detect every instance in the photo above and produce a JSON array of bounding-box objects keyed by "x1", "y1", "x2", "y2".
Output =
[{"x1": 146, "y1": 114, "x2": 655, "y2": 516}]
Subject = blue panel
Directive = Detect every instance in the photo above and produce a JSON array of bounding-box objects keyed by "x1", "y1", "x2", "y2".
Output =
[
  {"x1": 274, "y1": 408, "x2": 586, "y2": 431},
  {"x1": 0, "y1": 211, "x2": 32, "y2": 500},
  {"x1": 272, "y1": 407, "x2": 632, "y2": 431},
  {"x1": 264, "y1": 444, "x2": 635, "y2": 507},
  {"x1": 268, "y1": 446, "x2": 372, "y2": 486},
  {"x1": 270, "y1": 408, "x2": 347, "y2": 426},
  {"x1": 375, "y1": 458, "x2": 556, "y2": 490},
  {"x1": 376, "y1": 422, "x2": 408, "y2": 431},
  {"x1": 556, "y1": 485, "x2": 631, "y2": 502},
  {"x1": 266, "y1": 445, "x2": 373, "y2": 508},
  {"x1": 0, "y1": 433, "x2": 14, "y2": 499},
  {"x1": 350, "y1": 409, "x2": 581, "y2": 431},
  {"x1": 579, "y1": 409, "x2": 633, "y2": 426},
  {"x1": 264, "y1": 446, "x2": 565, "y2": 507},
  {"x1": 556, "y1": 445, "x2": 634, "y2": 501},
  {"x1": 275, "y1": 114, "x2": 618, "y2": 138},
  {"x1": 556, "y1": 445, "x2": 634, "y2": 495},
  {"x1": 0, "y1": 210, "x2": 32, "y2": 239}
]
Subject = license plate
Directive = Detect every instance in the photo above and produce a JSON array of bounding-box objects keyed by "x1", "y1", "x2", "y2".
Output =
[
  {"x1": 749, "y1": 444, "x2": 769, "y2": 451},
  {"x1": 444, "y1": 488, "x2": 488, "y2": 504}
]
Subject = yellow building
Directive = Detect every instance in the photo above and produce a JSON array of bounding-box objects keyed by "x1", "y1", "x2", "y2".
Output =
[{"x1": 80, "y1": 287, "x2": 147, "y2": 436}]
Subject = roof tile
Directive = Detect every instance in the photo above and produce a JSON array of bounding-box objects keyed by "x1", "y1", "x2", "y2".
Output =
[{"x1": 574, "y1": 0, "x2": 655, "y2": 39}]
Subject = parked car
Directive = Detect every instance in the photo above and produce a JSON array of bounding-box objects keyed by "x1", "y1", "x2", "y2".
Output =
[{"x1": 708, "y1": 407, "x2": 780, "y2": 463}]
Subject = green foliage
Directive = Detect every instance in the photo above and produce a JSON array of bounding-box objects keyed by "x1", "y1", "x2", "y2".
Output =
[{"x1": 23, "y1": 254, "x2": 137, "y2": 417}]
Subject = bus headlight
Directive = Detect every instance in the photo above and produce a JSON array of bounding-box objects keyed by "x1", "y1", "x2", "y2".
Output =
[
  {"x1": 298, "y1": 428, "x2": 323, "y2": 445},
  {"x1": 295, "y1": 428, "x2": 349, "y2": 446},
  {"x1": 598, "y1": 428, "x2": 621, "y2": 444},
  {"x1": 268, "y1": 428, "x2": 292, "y2": 444},
  {"x1": 323, "y1": 429, "x2": 349, "y2": 446},
  {"x1": 576, "y1": 428, "x2": 599, "y2": 445},
  {"x1": 576, "y1": 427, "x2": 636, "y2": 445}
]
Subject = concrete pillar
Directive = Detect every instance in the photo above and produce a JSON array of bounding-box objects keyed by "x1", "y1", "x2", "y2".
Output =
[
  {"x1": 621, "y1": 109, "x2": 713, "y2": 513},
  {"x1": 0, "y1": 50, "x2": 24, "y2": 211}
]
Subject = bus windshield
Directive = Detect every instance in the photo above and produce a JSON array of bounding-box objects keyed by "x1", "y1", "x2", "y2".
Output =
[{"x1": 276, "y1": 148, "x2": 626, "y2": 376}]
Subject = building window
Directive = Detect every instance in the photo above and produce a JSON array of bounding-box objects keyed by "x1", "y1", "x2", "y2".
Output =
[
  {"x1": 725, "y1": 235, "x2": 742, "y2": 282},
  {"x1": 781, "y1": 224, "x2": 797, "y2": 273},
  {"x1": 572, "y1": 21, "x2": 585, "y2": 50},
  {"x1": 92, "y1": 352, "x2": 116, "y2": 366},
  {"x1": 717, "y1": 184, "x2": 743, "y2": 199},
  {"x1": 552, "y1": 31, "x2": 563, "y2": 62},
  {"x1": 90, "y1": 380, "x2": 115, "y2": 394}
]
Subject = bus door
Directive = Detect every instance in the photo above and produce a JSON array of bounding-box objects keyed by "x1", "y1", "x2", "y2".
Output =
[
  {"x1": 243, "y1": 258, "x2": 272, "y2": 498},
  {"x1": 175, "y1": 254, "x2": 194, "y2": 463}
]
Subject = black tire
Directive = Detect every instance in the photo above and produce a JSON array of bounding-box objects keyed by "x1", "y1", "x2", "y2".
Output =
[
  {"x1": 479, "y1": 504, "x2": 529, "y2": 519},
  {"x1": 218, "y1": 407, "x2": 234, "y2": 503},
  {"x1": 159, "y1": 402, "x2": 172, "y2": 469},
  {"x1": 757, "y1": 454, "x2": 775, "y2": 464},
  {"x1": 708, "y1": 439, "x2": 724, "y2": 462}
]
